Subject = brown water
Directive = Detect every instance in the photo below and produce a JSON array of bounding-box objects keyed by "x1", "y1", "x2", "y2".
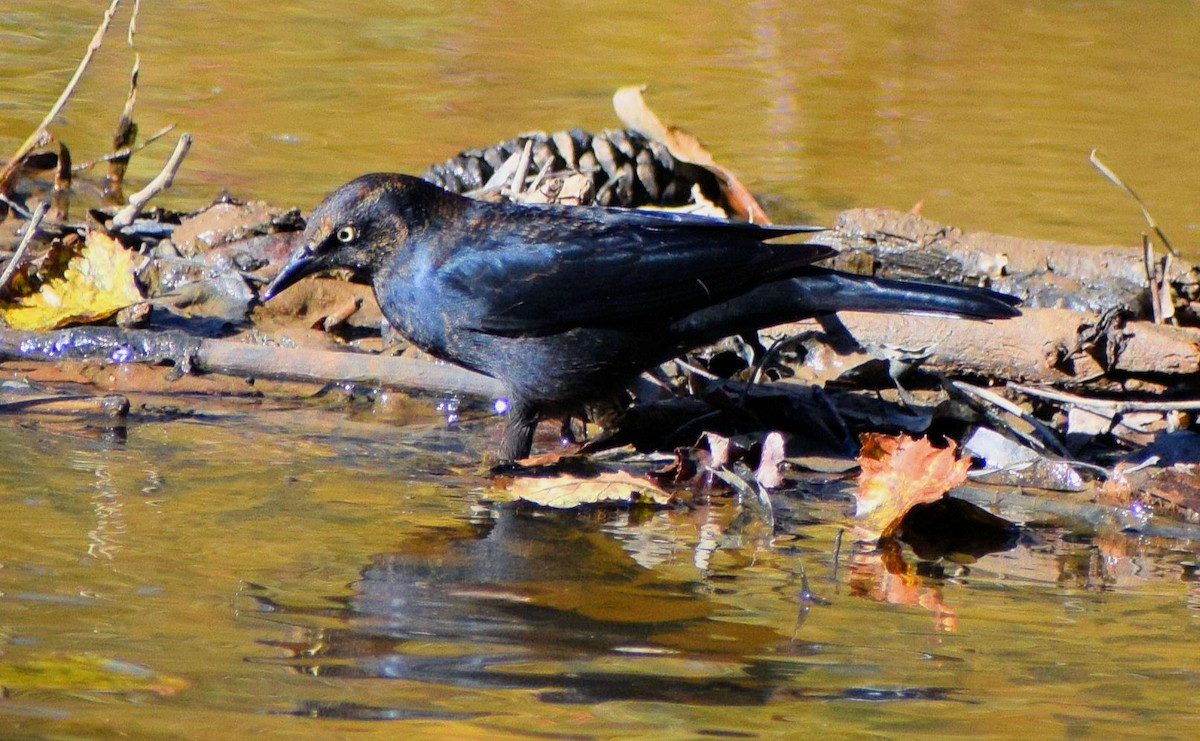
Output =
[
  {"x1": 4, "y1": 0, "x2": 1200, "y2": 251},
  {"x1": 0, "y1": 400, "x2": 1198, "y2": 738},
  {"x1": 3, "y1": 1, "x2": 1200, "y2": 738}
]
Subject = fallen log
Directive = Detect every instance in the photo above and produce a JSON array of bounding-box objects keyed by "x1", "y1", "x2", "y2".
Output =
[
  {"x1": 814, "y1": 207, "x2": 1200, "y2": 321},
  {"x1": 0, "y1": 327, "x2": 505, "y2": 399},
  {"x1": 765, "y1": 307, "x2": 1200, "y2": 394}
]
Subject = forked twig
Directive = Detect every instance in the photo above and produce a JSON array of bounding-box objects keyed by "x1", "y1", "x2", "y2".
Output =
[
  {"x1": 0, "y1": 0, "x2": 123, "y2": 193},
  {"x1": 110, "y1": 134, "x2": 192, "y2": 228}
]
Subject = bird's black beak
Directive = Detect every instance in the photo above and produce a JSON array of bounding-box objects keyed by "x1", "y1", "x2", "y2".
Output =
[{"x1": 262, "y1": 244, "x2": 318, "y2": 301}]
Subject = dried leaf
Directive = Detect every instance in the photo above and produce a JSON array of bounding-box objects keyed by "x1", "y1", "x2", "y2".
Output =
[
  {"x1": 854, "y1": 433, "x2": 971, "y2": 540},
  {"x1": 0, "y1": 230, "x2": 143, "y2": 330},
  {"x1": 755, "y1": 431, "x2": 787, "y2": 489},
  {"x1": 613, "y1": 85, "x2": 770, "y2": 223},
  {"x1": 507, "y1": 470, "x2": 674, "y2": 509}
]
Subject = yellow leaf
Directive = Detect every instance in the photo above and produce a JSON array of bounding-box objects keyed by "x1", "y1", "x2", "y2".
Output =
[
  {"x1": 506, "y1": 470, "x2": 674, "y2": 509},
  {"x1": 853, "y1": 434, "x2": 972, "y2": 541},
  {"x1": 0, "y1": 230, "x2": 143, "y2": 330}
]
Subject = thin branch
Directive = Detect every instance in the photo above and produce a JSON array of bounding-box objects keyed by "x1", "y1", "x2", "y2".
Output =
[
  {"x1": 950, "y1": 380, "x2": 1072, "y2": 458},
  {"x1": 104, "y1": 53, "x2": 141, "y2": 201},
  {"x1": 1159, "y1": 251, "x2": 1176, "y2": 324},
  {"x1": 50, "y1": 143, "x2": 72, "y2": 221},
  {"x1": 1009, "y1": 382, "x2": 1200, "y2": 413},
  {"x1": 0, "y1": 0, "x2": 123, "y2": 193},
  {"x1": 1142, "y1": 234, "x2": 1161, "y2": 325},
  {"x1": 1089, "y1": 149, "x2": 1179, "y2": 257},
  {"x1": 509, "y1": 139, "x2": 533, "y2": 196},
  {"x1": 0, "y1": 201, "x2": 48, "y2": 296},
  {"x1": 74, "y1": 123, "x2": 177, "y2": 171},
  {"x1": 111, "y1": 133, "x2": 192, "y2": 228},
  {"x1": 128, "y1": 0, "x2": 140, "y2": 46}
]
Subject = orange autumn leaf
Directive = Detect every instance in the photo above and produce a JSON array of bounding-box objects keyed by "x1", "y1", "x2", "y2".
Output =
[{"x1": 853, "y1": 433, "x2": 972, "y2": 540}]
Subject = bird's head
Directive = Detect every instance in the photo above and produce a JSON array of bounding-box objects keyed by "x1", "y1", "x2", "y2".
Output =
[{"x1": 262, "y1": 173, "x2": 440, "y2": 300}]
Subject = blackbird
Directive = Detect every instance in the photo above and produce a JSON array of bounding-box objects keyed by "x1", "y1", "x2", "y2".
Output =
[{"x1": 263, "y1": 173, "x2": 1019, "y2": 461}]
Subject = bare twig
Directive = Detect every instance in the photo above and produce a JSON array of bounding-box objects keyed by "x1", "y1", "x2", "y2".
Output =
[
  {"x1": 0, "y1": 0, "x2": 123, "y2": 194},
  {"x1": 1159, "y1": 251, "x2": 1176, "y2": 324},
  {"x1": 0, "y1": 394, "x2": 128, "y2": 417},
  {"x1": 111, "y1": 133, "x2": 192, "y2": 228},
  {"x1": 104, "y1": 54, "x2": 140, "y2": 202},
  {"x1": 1089, "y1": 149, "x2": 1179, "y2": 257},
  {"x1": 509, "y1": 139, "x2": 533, "y2": 196},
  {"x1": 526, "y1": 157, "x2": 554, "y2": 196},
  {"x1": 0, "y1": 201, "x2": 48, "y2": 296},
  {"x1": 674, "y1": 357, "x2": 720, "y2": 381},
  {"x1": 1142, "y1": 234, "x2": 1162, "y2": 325},
  {"x1": 74, "y1": 123, "x2": 177, "y2": 171},
  {"x1": 128, "y1": 0, "x2": 140, "y2": 45},
  {"x1": 950, "y1": 380, "x2": 1072, "y2": 458},
  {"x1": 1009, "y1": 382, "x2": 1200, "y2": 414},
  {"x1": 50, "y1": 143, "x2": 72, "y2": 221}
]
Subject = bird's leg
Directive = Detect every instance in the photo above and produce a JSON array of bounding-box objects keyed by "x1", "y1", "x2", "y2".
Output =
[
  {"x1": 559, "y1": 416, "x2": 578, "y2": 445},
  {"x1": 498, "y1": 399, "x2": 539, "y2": 462},
  {"x1": 887, "y1": 358, "x2": 921, "y2": 409}
]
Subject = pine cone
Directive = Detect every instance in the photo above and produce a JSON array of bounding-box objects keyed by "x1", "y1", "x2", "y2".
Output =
[{"x1": 421, "y1": 128, "x2": 726, "y2": 210}]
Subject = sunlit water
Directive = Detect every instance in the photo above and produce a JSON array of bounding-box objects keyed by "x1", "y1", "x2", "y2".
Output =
[
  {"x1": 0, "y1": 406, "x2": 1197, "y2": 737},
  {"x1": 3, "y1": 1, "x2": 1199, "y2": 253},
  {"x1": 2, "y1": 1, "x2": 1200, "y2": 737}
]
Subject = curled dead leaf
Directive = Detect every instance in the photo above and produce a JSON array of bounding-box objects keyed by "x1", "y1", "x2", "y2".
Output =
[{"x1": 755, "y1": 431, "x2": 788, "y2": 489}]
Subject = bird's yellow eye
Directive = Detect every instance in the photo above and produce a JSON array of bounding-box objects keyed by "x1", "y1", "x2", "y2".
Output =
[{"x1": 336, "y1": 225, "x2": 357, "y2": 243}]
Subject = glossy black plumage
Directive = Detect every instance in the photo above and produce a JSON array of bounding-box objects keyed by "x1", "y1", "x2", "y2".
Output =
[{"x1": 264, "y1": 173, "x2": 1019, "y2": 461}]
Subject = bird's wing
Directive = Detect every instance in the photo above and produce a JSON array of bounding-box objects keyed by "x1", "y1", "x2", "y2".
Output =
[{"x1": 434, "y1": 204, "x2": 830, "y2": 336}]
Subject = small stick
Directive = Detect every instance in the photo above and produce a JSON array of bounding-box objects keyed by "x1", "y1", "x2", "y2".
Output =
[
  {"x1": 104, "y1": 54, "x2": 140, "y2": 202},
  {"x1": 1009, "y1": 382, "x2": 1200, "y2": 413},
  {"x1": 110, "y1": 133, "x2": 192, "y2": 228},
  {"x1": 1089, "y1": 149, "x2": 1179, "y2": 257},
  {"x1": 950, "y1": 380, "x2": 1072, "y2": 458},
  {"x1": 0, "y1": 394, "x2": 128, "y2": 417},
  {"x1": 0, "y1": 0, "x2": 123, "y2": 194},
  {"x1": 50, "y1": 143, "x2": 72, "y2": 221},
  {"x1": 128, "y1": 0, "x2": 140, "y2": 45},
  {"x1": 0, "y1": 201, "x2": 48, "y2": 296},
  {"x1": 1142, "y1": 234, "x2": 1161, "y2": 325},
  {"x1": 509, "y1": 139, "x2": 533, "y2": 196},
  {"x1": 525, "y1": 157, "x2": 554, "y2": 197},
  {"x1": 674, "y1": 357, "x2": 720, "y2": 381},
  {"x1": 74, "y1": 123, "x2": 176, "y2": 171},
  {"x1": 1159, "y1": 252, "x2": 1176, "y2": 324},
  {"x1": 831, "y1": 528, "x2": 843, "y2": 583}
]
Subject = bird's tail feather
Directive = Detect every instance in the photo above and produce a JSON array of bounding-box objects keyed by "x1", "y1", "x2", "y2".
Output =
[
  {"x1": 671, "y1": 266, "x2": 1019, "y2": 342},
  {"x1": 791, "y1": 267, "x2": 1021, "y2": 319}
]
